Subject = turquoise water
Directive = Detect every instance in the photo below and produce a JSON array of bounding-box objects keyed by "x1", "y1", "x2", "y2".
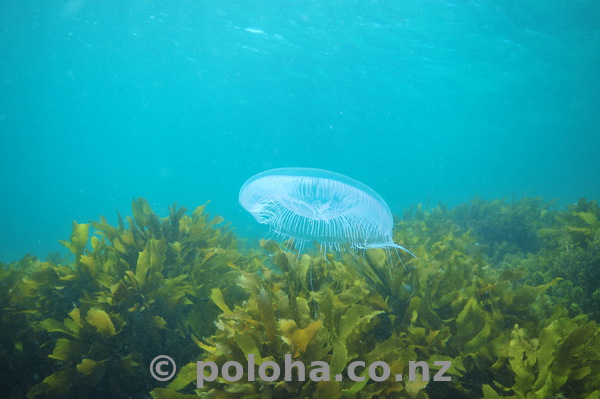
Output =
[{"x1": 1, "y1": 0, "x2": 599, "y2": 262}]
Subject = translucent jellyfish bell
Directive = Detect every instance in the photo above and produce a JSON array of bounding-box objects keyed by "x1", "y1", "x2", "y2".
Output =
[{"x1": 239, "y1": 167, "x2": 412, "y2": 254}]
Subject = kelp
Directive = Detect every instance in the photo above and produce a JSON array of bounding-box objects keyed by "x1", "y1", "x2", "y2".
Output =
[
  {"x1": 155, "y1": 222, "x2": 599, "y2": 398},
  {"x1": 451, "y1": 196, "x2": 555, "y2": 262},
  {"x1": 0, "y1": 198, "x2": 254, "y2": 398},
  {"x1": 1, "y1": 196, "x2": 600, "y2": 398},
  {"x1": 503, "y1": 198, "x2": 600, "y2": 319}
]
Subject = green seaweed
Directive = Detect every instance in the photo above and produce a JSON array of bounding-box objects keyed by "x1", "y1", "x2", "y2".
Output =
[
  {"x1": 1, "y1": 196, "x2": 600, "y2": 398},
  {"x1": 1, "y1": 199, "x2": 253, "y2": 398}
]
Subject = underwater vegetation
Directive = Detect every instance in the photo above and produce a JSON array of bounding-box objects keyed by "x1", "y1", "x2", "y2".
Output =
[
  {"x1": 0, "y1": 199, "x2": 254, "y2": 398},
  {"x1": 0, "y1": 196, "x2": 599, "y2": 398}
]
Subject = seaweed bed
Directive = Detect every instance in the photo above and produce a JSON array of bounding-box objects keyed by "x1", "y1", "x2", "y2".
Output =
[{"x1": 1, "y1": 197, "x2": 599, "y2": 399}]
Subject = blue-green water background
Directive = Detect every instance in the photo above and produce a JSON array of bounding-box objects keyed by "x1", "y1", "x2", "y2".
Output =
[{"x1": 1, "y1": 0, "x2": 599, "y2": 262}]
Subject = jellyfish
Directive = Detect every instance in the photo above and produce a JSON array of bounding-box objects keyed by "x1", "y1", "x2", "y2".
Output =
[{"x1": 239, "y1": 167, "x2": 413, "y2": 256}]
